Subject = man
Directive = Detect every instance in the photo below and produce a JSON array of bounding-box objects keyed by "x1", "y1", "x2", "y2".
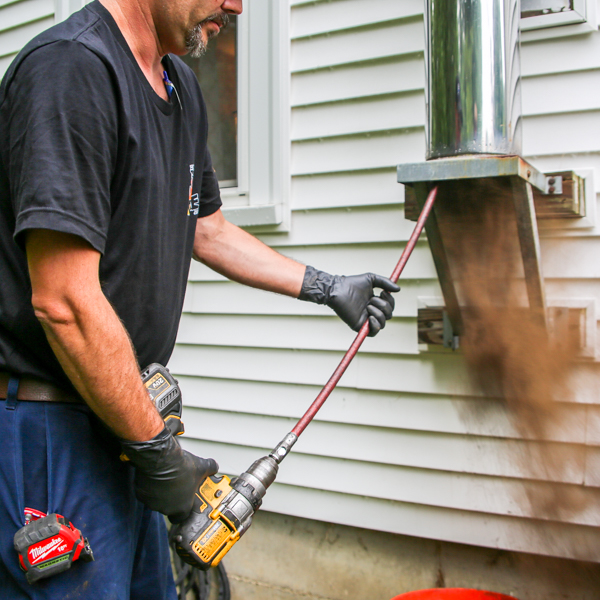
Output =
[{"x1": 0, "y1": 0, "x2": 399, "y2": 597}]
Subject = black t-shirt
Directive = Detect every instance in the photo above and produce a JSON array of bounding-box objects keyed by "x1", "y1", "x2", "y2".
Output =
[{"x1": 0, "y1": 1, "x2": 221, "y2": 390}]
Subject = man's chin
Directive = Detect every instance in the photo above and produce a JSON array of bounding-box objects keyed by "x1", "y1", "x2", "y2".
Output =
[{"x1": 185, "y1": 25, "x2": 208, "y2": 57}]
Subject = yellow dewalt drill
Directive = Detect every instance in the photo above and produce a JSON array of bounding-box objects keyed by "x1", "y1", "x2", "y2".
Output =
[{"x1": 170, "y1": 433, "x2": 297, "y2": 570}]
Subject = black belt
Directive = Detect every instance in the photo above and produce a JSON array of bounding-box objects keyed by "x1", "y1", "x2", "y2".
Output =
[{"x1": 0, "y1": 372, "x2": 82, "y2": 403}]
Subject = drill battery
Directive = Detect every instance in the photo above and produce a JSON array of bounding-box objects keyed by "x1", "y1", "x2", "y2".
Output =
[
  {"x1": 141, "y1": 363, "x2": 184, "y2": 437},
  {"x1": 14, "y1": 511, "x2": 94, "y2": 584}
]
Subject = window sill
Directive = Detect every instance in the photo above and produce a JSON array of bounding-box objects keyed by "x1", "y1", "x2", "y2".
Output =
[
  {"x1": 521, "y1": 19, "x2": 597, "y2": 42},
  {"x1": 222, "y1": 204, "x2": 280, "y2": 226}
]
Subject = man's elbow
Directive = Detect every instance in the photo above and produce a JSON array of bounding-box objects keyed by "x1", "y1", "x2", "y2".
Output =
[
  {"x1": 31, "y1": 292, "x2": 76, "y2": 330},
  {"x1": 193, "y1": 210, "x2": 228, "y2": 263}
]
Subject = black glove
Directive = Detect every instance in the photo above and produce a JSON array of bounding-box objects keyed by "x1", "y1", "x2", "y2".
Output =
[
  {"x1": 299, "y1": 266, "x2": 400, "y2": 337},
  {"x1": 120, "y1": 427, "x2": 218, "y2": 523}
]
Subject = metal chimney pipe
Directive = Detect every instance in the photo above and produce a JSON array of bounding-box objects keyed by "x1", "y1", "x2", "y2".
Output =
[{"x1": 425, "y1": 0, "x2": 522, "y2": 159}]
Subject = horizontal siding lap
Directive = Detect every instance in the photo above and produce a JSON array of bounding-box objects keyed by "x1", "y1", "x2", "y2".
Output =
[
  {"x1": 176, "y1": 313, "x2": 420, "y2": 355},
  {"x1": 523, "y1": 69, "x2": 600, "y2": 116},
  {"x1": 188, "y1": 244, "x2": 438, "y2": 282},
  {"x1": 266, "y1": 452, "x2": 600, "y2": 527},
  {"x1": 0, "y1": 0, "x2": 53, "y2": 33},
  {"x1": 291, "y1": 91, "x2": 425, "y2": 141},
  {"x1": 292, "y1": 129, "x2": 426, "y2": 175},
  {"x1": 183, "y1": 280, "x2": 442, "y2": 317},
  {"x1": 585, "y1": 446, "x2": 600, "y2": 485},
  {"x1": 290, "y1": 169, "x2": 404, "y2": 210},
  {"x1": 176, "y1": 375, "x2": 595, "y2": 443},
  {"x1": 180, "y1": 408, "x2": 587, "y2": 484},
  {"x1": 291, "y1": 56, "x2": 425, "y2": 107},
  {"x1": 523, "y1": 111, "x2": 600, "y2": 156},
  {"x1": 291, "y1": 0, "x2": 422, "y2": 39},
  {"x1": 586, "y1": 408, "x2": 600, "y2": 446},
  {"x1": 171, "y1": 341, "x2": 600, "y2": 403},
  {"x1": 0, "y1": 15, "x2": 52, "y2": 57},
  {"x1": 291, "y1": 18, "x2": 424, "y2": 73},
  {"x1": 540, "y1": 237, "x2": 600, "y2": 278},
  {"x1": 262, "y1": 484, "x2": 600, "y2": 562},
  {"x1": 257, "y1": 204, "x2": 411, "y2": 247},
  {"x1": 521, "y1": 34, "x2": 600, "y2": 77},
  {"x1": 179, "y1": 438, "x2": 600, "y2": 528},
  {"x1": 170, "y1": 344, "x2": 479, "y2": 397},
  {"x1": 360, "y1": 352, "x2": 600, "y2": 404},
  {"x1": 287, "y1": 110, "x2": 600, "y2": 163}
]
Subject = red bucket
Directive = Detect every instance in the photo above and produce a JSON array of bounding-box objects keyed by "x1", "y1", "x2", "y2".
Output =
[{"x1": 391, "y1": 590, "x2": 517, "y2": 600}]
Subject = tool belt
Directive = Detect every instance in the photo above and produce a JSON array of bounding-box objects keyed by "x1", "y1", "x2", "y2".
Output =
[{"x1": 0, "y1": 372, "x2": 82, "y2": 403}]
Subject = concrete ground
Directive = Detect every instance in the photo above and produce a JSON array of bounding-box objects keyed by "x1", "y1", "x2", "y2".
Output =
[{"x1": 221, "y1": 511, "x2": 600, "y2": 600}]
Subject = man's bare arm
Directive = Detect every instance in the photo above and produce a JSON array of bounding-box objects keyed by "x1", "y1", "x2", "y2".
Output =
[
  {"x1": 26, "y1": 229, "x2": 164, "y2": 441},
  {"x1": 193, "y1": 209, "x2": 400, "y2": 337},
  {"x1": 193, "y1": 209, "x2": 306, "y2": 295}
]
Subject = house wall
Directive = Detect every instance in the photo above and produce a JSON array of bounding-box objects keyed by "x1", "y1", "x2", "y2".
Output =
[
  {"x1": 2, "y1": 0, "x2": 600, "y2": 594},
  {"x1": 171, "y1": 0, "x2": 600, "y2": 567}
]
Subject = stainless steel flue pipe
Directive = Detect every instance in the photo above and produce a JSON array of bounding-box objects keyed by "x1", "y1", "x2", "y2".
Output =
[{"x1": 425, "y1": 0, "x2": 522, "y2": 159}]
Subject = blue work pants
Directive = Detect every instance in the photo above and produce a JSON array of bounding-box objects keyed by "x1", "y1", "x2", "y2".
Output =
[{"x1": 0, "y1": 395, "x2": 177, "y2": 600}]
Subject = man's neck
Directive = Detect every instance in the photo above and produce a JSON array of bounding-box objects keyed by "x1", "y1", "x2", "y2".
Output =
[{"x1": 99, "y1": 0, "x2": 168, "y2": 98}]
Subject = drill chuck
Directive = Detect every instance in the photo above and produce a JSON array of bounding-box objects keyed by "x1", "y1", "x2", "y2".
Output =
[{"x1": 237, "y1": 455, "x2": 278, "y2": 497}]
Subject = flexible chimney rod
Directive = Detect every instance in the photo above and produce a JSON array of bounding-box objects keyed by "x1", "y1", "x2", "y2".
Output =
[{"x1": 290, "y1": 185, "x2": 439, "y2": 438}]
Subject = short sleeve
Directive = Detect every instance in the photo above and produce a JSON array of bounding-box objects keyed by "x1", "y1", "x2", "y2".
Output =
[
  {"x1": 197, "y1": 147, "x2": 222, "y2": 218},
  {"x1": 4, "y1": 40, "x2": 117, "y2": 252}
]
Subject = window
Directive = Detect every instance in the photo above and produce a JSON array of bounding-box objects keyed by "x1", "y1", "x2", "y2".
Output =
[{"x1": 521, "y1": 0, "x2": 594, "y2": 32}]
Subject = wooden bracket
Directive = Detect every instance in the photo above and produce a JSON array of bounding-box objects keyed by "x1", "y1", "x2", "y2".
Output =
[{"x1": 532, "y1": 171, "x2": 586, "y2": 219}]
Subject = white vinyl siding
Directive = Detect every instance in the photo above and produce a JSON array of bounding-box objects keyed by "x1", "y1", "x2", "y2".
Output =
[
  {"x1": 0, "y1": 0, "x2": 54, "y2": 77},
  {"x1": 173, "y1": 0, "x2": 600, "y2": 562}
]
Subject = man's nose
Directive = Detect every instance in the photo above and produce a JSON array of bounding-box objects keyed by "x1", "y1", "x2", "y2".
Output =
[{"x1": 222, "y1": 0, "x2": 242, "y2": 16}]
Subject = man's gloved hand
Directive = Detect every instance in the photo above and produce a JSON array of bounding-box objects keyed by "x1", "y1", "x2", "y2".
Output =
[
  {"x1": 298, "y1": 265, "x2": 400, "y2": 337},
  {"x1": 120, "y1": 427, "x2": 218, "y2": 523}
]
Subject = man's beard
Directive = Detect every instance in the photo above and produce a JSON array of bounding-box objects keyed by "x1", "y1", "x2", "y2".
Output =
[{"x1": 185, "y1": 12, "x2": 230, "y2": 58}]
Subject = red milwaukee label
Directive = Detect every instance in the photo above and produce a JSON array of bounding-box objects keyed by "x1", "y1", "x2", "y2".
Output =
[{"x1": 28, "y1": 535, "x2": 68, "y2": 566}]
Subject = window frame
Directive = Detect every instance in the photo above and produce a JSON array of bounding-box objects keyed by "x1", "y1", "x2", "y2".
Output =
[{"x1": 219, "y1": 0, "x2": 291, "y2": 231}]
